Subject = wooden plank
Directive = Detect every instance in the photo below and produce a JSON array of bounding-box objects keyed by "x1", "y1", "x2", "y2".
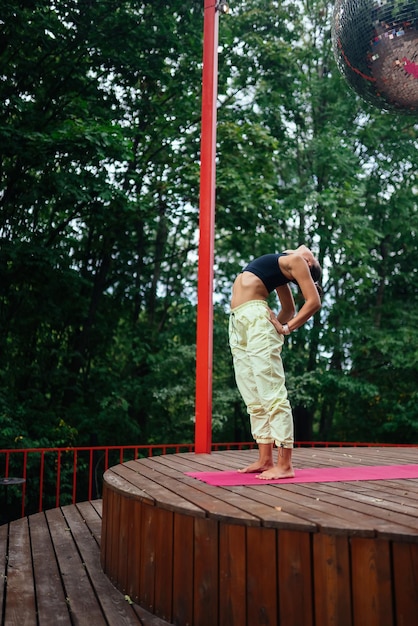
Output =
[
  {"x1": 193, "y1": 517, "x2": 219, "y2": 626},
  {"x1": 154, "y1": 507, "x2": 174, "y2": 623},
  {"x1": 126, "y1": 498, "x2": 142, "y2": 604},
  {"x1": 110, "y1": 462, "x2": 204, "y2": 516},
  {"x1": 106, "y1": 483, "x2": 121, "y2": 585},
  {"x1": 172, "y1": 512, "x2": 194, "y2": 626},
  {"x1": 100, "y1": 482, "x2": 111, "y2": 572},
  {"x1": 278, "y1": 530, "x2": 313, "y2": 626},
  {"x1": 123, "y1": 460, "x2": 258, "y2": 525},
  {"x1": 90, "y1": 498, "x2": 103, "y2": 516},
  {"x1": 273, "y1": 483, "x2": 404, "y2": 538},
  {"x1": 241, "y1": 484, "x2": 374, "y2": 536},
  {"x1": 392, "y1": 542, "x2": 418, "y2": 626},
  {"x1": 46, "y1": 507, "x2": 107, "y2": 626},
  {"x1": 76, "y1": 500, "x2": 102, "y2": 545},
  {"x1": 116, "y1": 491, "x2": 131, "y2": 592},
  {"x1": 29, "y1": 512, "x2": 72, "y2": 625},
  {"x1": 4, "y1": 517, "x2": 37, "y2": 626},
  {"x1": 313, "y1": 533, "x2": 352, "y2": 626},
  {"x1": 246, "y1": 526, "x2": 277, "y2": 625},
  {"x1": 293, "y1": 482, "x2": 418, "y2": 541},
  {"x1": 0, "y1": 523, "x2": 7, "y2": 617},
  {"x1": 323, "y1": 479, "x2": 418, "y2": 512},
  {"x1": 131, "y1": 603, "x2": 173, "y2": 626},
  {"x1": 138, "y1": 501, "x2": 157, "y2": 613},
  {"x1": 147, "y1": 455, "x2": 316, "y2": 531},
  {"x1": 223, "y1": 485, "x2": 316, "y2": 532},
  {"x1": 149, "y1": 451, "x2": 241, "y2": 473},
  {"x1": 312, "y1": 480, "x2": 418, "y2": 520},
  {"x1": 104, "y1": 469, "x2": 155, "y2": 506},
  {"x1": 219, "y1": 523, "x2": 247, "y2": 626},
  {"x1": 62, "y1": 504, "x2": 142, "y2": 626},
  {"x1": 351, "y1": 537, "x2": 394, "y2": 626}
]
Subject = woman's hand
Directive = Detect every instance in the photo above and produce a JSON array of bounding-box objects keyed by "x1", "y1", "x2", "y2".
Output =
[{"x1": 268, "y1": 309, "x2": 288, "y2": 335}]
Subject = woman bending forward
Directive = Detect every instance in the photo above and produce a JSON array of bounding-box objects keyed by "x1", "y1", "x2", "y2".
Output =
[{"x1": 229, "y1": 245, "x2": 322, "y2": 479}]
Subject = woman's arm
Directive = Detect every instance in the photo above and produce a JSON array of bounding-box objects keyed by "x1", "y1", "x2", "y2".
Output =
[
  {"x1": 270, "y1": 255, "x2": 321, "y2": 335},
  {"x1": 285, "y1": 255, "x2": 321, "y2": 331},
  {"x1": 275, "y1": 284, "x2": 296, "y2": 323}
]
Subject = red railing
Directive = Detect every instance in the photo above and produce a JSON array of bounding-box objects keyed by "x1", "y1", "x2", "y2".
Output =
[{"x1": 0, "y1": 441, "x2": 416, "y2": 522}]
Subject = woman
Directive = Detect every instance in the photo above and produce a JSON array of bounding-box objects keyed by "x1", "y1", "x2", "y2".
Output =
[{"x1": 229, "y1": 245, "x2": 322, "y2": 479}]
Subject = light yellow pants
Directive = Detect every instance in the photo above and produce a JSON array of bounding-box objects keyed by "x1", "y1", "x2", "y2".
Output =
[{"x1": 229, "y1": 300, "x2": 294, "y2": 448}]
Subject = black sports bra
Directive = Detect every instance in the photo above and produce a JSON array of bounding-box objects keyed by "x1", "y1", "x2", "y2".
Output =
[{"x1": 243, "y1": 253, "x2": 290, "y2": 293}]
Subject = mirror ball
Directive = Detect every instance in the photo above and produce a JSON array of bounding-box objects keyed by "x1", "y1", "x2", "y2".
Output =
[{"x1": 332, "y1": 0, "x2": 418, "y2": 112}]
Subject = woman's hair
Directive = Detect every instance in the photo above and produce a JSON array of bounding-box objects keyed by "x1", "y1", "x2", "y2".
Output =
[
  {"x1": 292, "y1": 261, "x2": 323, "y2": 297},
  {"x1": 310, "y1": 262, "x2": 323, "y2": 297},
  {"x1": 310, "y1": 262, "x2": 322, "y2": 283}
]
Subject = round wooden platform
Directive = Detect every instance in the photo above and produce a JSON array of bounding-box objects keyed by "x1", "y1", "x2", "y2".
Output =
[{"x1": 100, "y1": 447, "x2": 418, "y2": 626}]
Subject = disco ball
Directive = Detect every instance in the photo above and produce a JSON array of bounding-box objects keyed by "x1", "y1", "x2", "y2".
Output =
[{"x1": 332, "y1": 0, "x2": 418, "y2": 113}]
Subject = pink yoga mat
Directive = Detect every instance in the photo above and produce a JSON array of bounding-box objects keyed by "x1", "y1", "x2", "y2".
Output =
[{"x1": 185, "y1": 464, "x2": 418, "y2": 486}]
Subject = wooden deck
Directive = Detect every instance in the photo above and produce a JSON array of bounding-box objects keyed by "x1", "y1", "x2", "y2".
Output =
[
  {"x1": 101, "y1": 447, "x2": 418, "y2": 626},
  {"x1": 0, "y1": 500, "x2": 170, "y2": 626}
]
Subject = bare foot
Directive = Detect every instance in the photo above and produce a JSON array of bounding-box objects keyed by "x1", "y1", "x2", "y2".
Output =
[
  {"x1": 255, "y1": 466, "x2": 295, "y2": 480},
  {"x1": 238, "y1": 460, "x2": 274, "y2": 474}
]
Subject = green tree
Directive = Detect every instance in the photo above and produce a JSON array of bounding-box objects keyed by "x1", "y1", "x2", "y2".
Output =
[
  {"x1": 0, "y1": 0, "x2": 417, "y2": 452},
  {"x1": 214, "y1": 0, "x2": 418, "y2": 443}
]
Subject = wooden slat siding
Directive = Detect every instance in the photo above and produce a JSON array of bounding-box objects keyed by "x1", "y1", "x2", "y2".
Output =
[
  {"x1": 392, "y1": 542, "x2": 418, "y2": 626},
  {"x1": 193, "y1": 517, "x2": 219, "y2": 626},
  {"x1": 3, "y1": 517, "x2": 37, "y2": 626},
  {"x1": 278, "y1": 529, "x2": 313, "y2": 626},
  {"x1": 139, "y1": 501, "x2": 157, "y2": 613},
  {"x1": 351, "y1": 537, "x2": 394, "y2": 626},
  {"x1": 46, "y1": 507, "x2": 108, "y2": 626},
  {"x1": 246, "y1": 526, "x2": 278, "y2": 626},
  {"x1": 100, "y1": 481, "x2": 110, "y2": 571},
  {"x1": 313, "y1": 533, "x2": 352, "y2": 626},
  {"x1": 0, "y1": 523, "x2": 8, "y2": 618},
  {"x1": 61, "y1": 504, "x2": 142, "y2": 626},
  {"x1": 107, "y1": 483, "x2": 121, "y2": 587},
  {"x1": 154, "y1": 507, "x2": 174, "y2": 624},
  {"x1": 102, "y1": 470, "x2": 156, "y2": 588},
  {"x1": 127, "y1": 498, "x2": 142, "y2": 604},
  {"x1": 101, "y1": 481, "x2": 113, "y2": 577},
  {"x1": 29, "y1": 512, "x2": 72, "y2": 626},
  {"x1": 219, "y1": 523, "x2": 246, "y2": 626},
  {"x1": 172, "y1": 512, "x2": 194, "y2": 626},
  {"x1": 117, "y1": 491, "x2": 131, "y2": 593}
]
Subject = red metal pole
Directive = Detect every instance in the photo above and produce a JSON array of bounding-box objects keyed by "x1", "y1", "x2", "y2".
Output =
[{"x1": 195, "y1": 0, "x2": 219, "y2": 453}]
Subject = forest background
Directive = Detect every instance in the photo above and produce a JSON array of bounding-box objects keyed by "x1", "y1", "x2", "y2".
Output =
[{"x1": 1, "y1": 0, "x2": 417, "y2": 453}]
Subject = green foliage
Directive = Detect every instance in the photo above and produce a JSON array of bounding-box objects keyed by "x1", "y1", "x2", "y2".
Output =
[{"x1": 0, "y1": 0, "x2": 417, "y2": 453}]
